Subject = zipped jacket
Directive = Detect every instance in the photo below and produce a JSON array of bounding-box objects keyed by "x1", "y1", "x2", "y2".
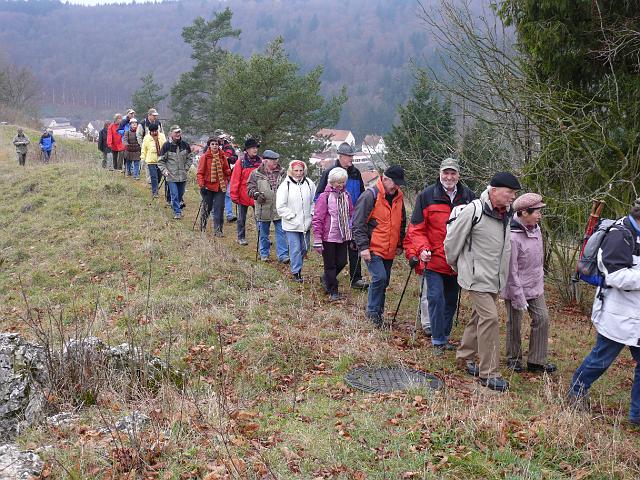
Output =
[
  {"x1": 157, "y1": 138, "x2": 193, "y2": 182},
  {"x1": 12, "y1": 134, "x2": 30, "y2": 154},
  {"x1": 315, "y1": 160, "x2": 365, "y2": 205},
  {"x1": 140, "y1": 132, "x2": 166, "y2": 165},
  {"x1": 107, "y1": 123, "x2": 124, "y2": 152},
  {"x1": 229, "y1": 153, "x2": 262, "y2": 206},
  {"x1": 312, "y1": 184, "x2": 354, "y2": 243},
  {"x1": 276, "y1": 176, "x2": 316, "y2": 232},
  {"x1": 247, "y1": 163, "x2": 286, "y2": 221},
  {"x1": 444, "y1": 188, "x2": 512, "y2": 293},
  {"x1": 196, "y1": 146, "x2": 232, "y2": 192}
]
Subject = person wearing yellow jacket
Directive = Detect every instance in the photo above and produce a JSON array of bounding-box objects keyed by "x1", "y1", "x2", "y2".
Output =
[{"x1": 140, "y1": 124, "x2": 166, "y2": 199}]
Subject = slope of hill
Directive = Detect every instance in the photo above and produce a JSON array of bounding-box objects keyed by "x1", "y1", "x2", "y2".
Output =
[
  {"x1": 0, "y1": 0, "x2": 452, "y2": 139},
  {"x1": 0, "y1": 125, "x2": 639, "y2": 477}
]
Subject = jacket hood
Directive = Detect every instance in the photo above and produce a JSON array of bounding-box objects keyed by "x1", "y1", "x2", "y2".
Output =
[{"x1": 287, "y1": 160, "x2": 308, "y2": 177}]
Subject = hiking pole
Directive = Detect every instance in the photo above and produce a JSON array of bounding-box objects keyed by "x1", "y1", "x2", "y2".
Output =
[
  {"x1": 454, "y1": 287, "x2": 462, "y2": 327},
  {"x1": 192, "y1": 199, "x2": 204, "y2": 231},
  {"x1": 412, "y1": 267, "x2": 426, "y2": 341},
  {"x1": 391, "y1": 257, "x2": 419, "y2": 325},
  {"x1": 253, "y1": 206, "x2": 259, "y2": 261}
]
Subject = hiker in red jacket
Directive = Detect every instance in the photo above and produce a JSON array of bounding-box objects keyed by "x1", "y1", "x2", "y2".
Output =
[
  {"x1": 197, "y1": 136, "x2": 232, "y2": 236},
  {"x1": 107, "y1": 113, "x2": 125, "y2": 171},
  {"x1": 229, "y1": 138, "x2": 262, "y2": 245}
]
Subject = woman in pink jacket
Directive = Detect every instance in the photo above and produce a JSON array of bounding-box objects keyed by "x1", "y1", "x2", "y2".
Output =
[
  {"x1": 312, "y1": 167, "x2": 354, "y2": 302},
  {"x1": 501, "y1": 193, "x2": 556, "y2": 374}
]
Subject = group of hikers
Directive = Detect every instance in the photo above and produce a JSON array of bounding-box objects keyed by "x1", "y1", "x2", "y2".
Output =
[
  {"x1": 9, "y1": 114, "x2": 640, "y2": 424},
  {"x1": 12, "y1": 127, "x2": 56, "y2": 164}
]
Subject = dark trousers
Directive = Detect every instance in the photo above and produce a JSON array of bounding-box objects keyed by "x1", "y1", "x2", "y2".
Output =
[
  {"x1": 17, "y1": 153, "x2": 26, "y2": 166},
  {"x1": 348, "y1": 246, "x2": 363, "y2": 284},
  {"x1": 322, "y1": 241, "x2": 349, "y2": 294},
  {"x1": 201, "y1": 189, "x2": 225, "y2": 233},
  {"x1": 425, "y1": 270, "x2": 459, "y2": 345},
  {"x1": 237, "y1": 204, "x2": 250, "y2": 240},
  {"x1": 112, "y1": 150, "x2": 123, "y2": 170}
]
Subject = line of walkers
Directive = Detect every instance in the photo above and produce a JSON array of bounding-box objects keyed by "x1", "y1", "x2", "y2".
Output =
[{"x1": 11, "y1": 127, "x2": 56, "y2": 165}]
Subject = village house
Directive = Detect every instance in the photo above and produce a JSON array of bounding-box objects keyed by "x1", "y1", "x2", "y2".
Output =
[
  {"x1": 314, "y1": 128, "x2": 356, "y2": 151},
  {"x1": 42, "y1": 117, "x2": 84, "y2": 139},
  {"x1": 361, "y1": 135, "x2": 388, "y2": 156}
]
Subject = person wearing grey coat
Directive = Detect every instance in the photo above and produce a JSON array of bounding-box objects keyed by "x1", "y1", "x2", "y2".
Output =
[
  {"x1": 157, "y1": 126, "x2": 193, "y2": 219},
  {"x1": 12, "y1": 129, "x2": 30, "y2": 166}
]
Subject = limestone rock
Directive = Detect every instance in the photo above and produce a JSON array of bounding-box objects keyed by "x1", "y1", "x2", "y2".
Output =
[{"x1": 0, "y1": 443, "x2": 43, "y2": 480}]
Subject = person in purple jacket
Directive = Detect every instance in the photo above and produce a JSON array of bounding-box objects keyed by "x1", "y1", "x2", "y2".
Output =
[
  {"x1": 312, "y1": 167, "x2": 354, "y2": 301},
  {"x1": 501, "y1": 192, "x2": 556, "y2": 374}
]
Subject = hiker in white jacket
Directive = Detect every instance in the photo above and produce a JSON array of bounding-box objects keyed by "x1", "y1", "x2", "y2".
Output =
[{"x1": 276, "y1": 160, "x2": 316, "y2": 283}]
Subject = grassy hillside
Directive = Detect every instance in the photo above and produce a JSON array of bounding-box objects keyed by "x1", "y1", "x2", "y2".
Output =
[{"x1": 0, "y1": 124, "x2": 639, "y2": 478}]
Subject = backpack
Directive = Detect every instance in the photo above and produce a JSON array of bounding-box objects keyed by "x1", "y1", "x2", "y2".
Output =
[
  {"x1": 577, "y1": 218, "x2": 630, "y2": 286},
  {"x1": 446, "y1": 198, "x2": 483, "y2": 251}
]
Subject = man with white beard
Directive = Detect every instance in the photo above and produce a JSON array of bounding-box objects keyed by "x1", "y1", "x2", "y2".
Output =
[{"x1": 403, "y1": 158, "x2": 476, "y2": 350}]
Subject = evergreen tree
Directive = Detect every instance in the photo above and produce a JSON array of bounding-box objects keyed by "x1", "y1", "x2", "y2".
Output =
[
  {"x1": 216, "y1": 37, "x2": 347, "y2": 160},
  {"x1": 385, "y1": 71, "x2": 455, "y2": 191},
  {"x1": 131, "y1": 73, "x2": 166, "y2": 118},
  {"x1": 169, "y1": 7, "x2": 241, "y2": 133}
]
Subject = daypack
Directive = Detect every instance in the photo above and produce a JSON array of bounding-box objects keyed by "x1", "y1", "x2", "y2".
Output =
[
  {"x1": 577, "y1": 218, "x2": 631, "y2": 286},
  {"x1": 446, "y1": 198, "x2": 483, "y2": 251}
]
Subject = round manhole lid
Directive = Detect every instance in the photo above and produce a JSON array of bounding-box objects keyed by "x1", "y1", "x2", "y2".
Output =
[{"x1": 344, "y1": 366, "x2": 443, "y2": 393}]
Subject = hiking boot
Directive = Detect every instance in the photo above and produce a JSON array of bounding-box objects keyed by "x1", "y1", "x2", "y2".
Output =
[
  {"x1": 479, "y1": 376, "x2": 509, "y2": 392},
  {"x1": 227, "y1": 216, "x2": 237, "y2": 223},
  {"x1": 351, "y1": 279, "x2": 369, "y2": 290},
  {"x1": 527, "y1": 362, "x2": 557, "y2": 374},
  {"x1": 292, "y1": 272, "x2": 303, "y2": 283},
  {"x1": 214, "y1": 231, "x2": 224, "y2": 238},
  {"x1": 423, "y1": 325, "x2": 432, "y2": 337},
  {"x1": 173, "y1": 213, "x2": 182, "y2": 220},
  {"x1": 366, "y1": 313, "x2": 384, "y2": 329},
  {"x1": 507, "y1": 359, "x2": 524, "y2": 373},
  {"x1": 329, "y1": 292, "x2": 343, "y2": 302},
  {"x1": 279, "y1": 258, "x2": 290, "y2": 264},
  {"x1": 457, "y1": 359, "x2": 479, "y2": 377},
  {"x1": 238, "y1": 238, "x2": 248, "y2": 246}
]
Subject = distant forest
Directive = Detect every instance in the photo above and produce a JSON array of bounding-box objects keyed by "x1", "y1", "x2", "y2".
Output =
[{"x1": 0, "y1": 0, "x2": 480, "y2": 139}]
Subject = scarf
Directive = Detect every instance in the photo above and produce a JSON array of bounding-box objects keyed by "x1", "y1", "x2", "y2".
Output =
[
  {"x1": 151, "y1": 133, "x2": 161, "y2": 157},
  {"x1": 336, "y1": 190, "x2": 352, "y2": 241},
  {"x1": 210, "y1": 147, "x2": 226, "y2": 191},
  {"x1": 265, "y1": 166, "x2": 282, "y2": 190}
]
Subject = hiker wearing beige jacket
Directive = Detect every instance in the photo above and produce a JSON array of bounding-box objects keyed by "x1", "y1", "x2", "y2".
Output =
[{"x1": 444, "y1": 172, "x2": 521, "y2": 392}]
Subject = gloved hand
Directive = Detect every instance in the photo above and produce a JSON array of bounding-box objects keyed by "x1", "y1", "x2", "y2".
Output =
[
  {"x1": 409, "y1": 256, "x2": 419, "y2": 269},
  {"x1": 313, "y1": 244, "x2": 323, "y2": 254},
  {"x1": 255, "y1": 192, "x2": 267, "y2": 204}
]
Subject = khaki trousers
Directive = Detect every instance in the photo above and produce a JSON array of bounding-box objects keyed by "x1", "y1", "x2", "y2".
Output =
[
  {"x1": 505, "y1": 296, "x2": 549, "y2": 365},
  {"x1": 456, "y1": 291, "x2": 500, "y2": 379}
]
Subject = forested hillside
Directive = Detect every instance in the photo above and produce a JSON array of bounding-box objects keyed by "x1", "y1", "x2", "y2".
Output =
[{"x1": 0, "y1": 0, "x2": 484, "y2": 138}]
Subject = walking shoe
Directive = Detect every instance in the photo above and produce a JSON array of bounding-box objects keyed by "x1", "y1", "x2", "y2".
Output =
[
  {"x1": 507, "y1": 359, "x2": 524, "y2": 373},
  {"x1": 237, "y1": 238, "x2": 248, "y2": 246},
  {"x1": 292, "y1": 272, "x2": 303, "y2": 283},
  {"x1": 527, "y1": 362, "x2": 557, "y2": 374},
  {"x1": 329, "y1": 292, "x2": 343, "y2": 302},
  {"x1": 351, "y1": 279, "x2": 369, "y2": 290},
  {"x1": 366, "y1": 313, "x2": 384, "y2": 329},
  {"x1": 260, "y1": 256, "x2": 269, "y2": 262},
  {"x1": 479, "y1": 376, "x2": 509, "y2": 392},
  {"x1": 278, "y1": 258, "x2": 290, "y2": 264},
  {"x1": 423, "y1": 325, "x2": 432, "y2": 337},
  {"x1": 227, "y1": 216, "x2": 237, "y2": 223},
  {"x1": 214, "y1": 231, "x2": 224, "y2": 238},
  {"x1": 456, "y1": 359, "x2": 480, "y2": 377},
  {"x1": 173, "y1": 213, "x2": 182, "y2": 220},
  {"x1": 432, "y1": 343, "x2": 456, "y2": 352}
]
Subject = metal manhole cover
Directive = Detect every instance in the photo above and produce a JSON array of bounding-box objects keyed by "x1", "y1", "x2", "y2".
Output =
[{"x1": 344, "y1": 366, "x2": 443, "y2": 393}]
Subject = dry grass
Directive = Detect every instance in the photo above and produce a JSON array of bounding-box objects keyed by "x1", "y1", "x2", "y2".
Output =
[{"x1": 1, "y1": 125, "x2": 639, "y2": 479}]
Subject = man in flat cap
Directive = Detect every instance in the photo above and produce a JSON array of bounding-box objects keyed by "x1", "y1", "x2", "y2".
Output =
[
  {"x1": 445, "y1": 171, "x2": 521, "y2": 392},
  {"x1": 502, "y1": 192, "x2": 556, "y2": 374}
]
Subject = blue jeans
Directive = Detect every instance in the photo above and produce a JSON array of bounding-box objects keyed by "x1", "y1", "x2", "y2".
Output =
[
  {"x1": 148, "y1": 165, "x2": 160, "y2": 196},
  {"x1": 425, "y1": 270, "x2": 460, "y2": 345},
  {"x1": 125, "y1": 159, "x2": 141, "y2": 177},
  {"x1": 285, "y1": 230, "x2": 310, "y2": 274},
  {"x1": 571, "y1": 333, "x2": 640, "y2": 422},
  {"x1": 259, "y1": 220, "x2": 288, "y2": 260},
  {"x1": 365, "y1": 253, "x2": 394, "y2": 317},
  {"x1": 168, "y1": 181, "x2": 186, "y2": 215},
  {"x1": 225, "y1": 181, "x2": 234, "y2": 219}
]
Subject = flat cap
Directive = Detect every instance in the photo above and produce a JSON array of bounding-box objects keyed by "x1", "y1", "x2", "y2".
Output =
[
  {"x1": 262, "y1": 149, "x2": 280, "y2": 160},
  {"x1": 490, "y1": 172, "x2": 521, "y2": 190},
  {"x1": 337, "y1": 142, "x2": 355, "y2": 156},
  {"x1": 126, "y1": 108, "x2": 136, "y2": 115},
  {"x1": 513, "y1": 193, "x2": 545, "y2": 212}
]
